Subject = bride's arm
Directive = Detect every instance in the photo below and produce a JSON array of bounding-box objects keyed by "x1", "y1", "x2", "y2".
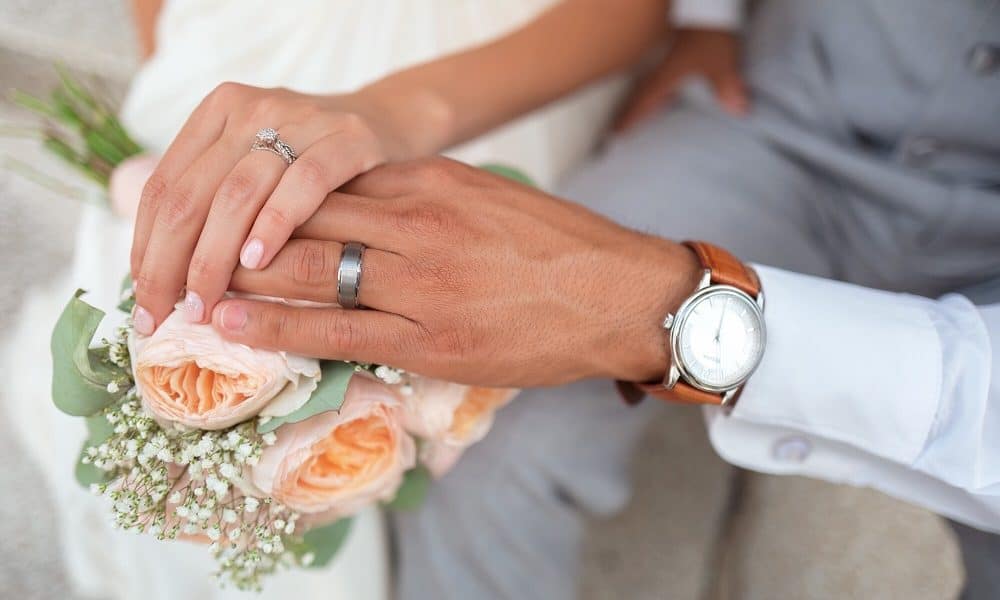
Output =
[
  {"x1": 128, "y1": 0, "x2": 164, "y2": 60},
  {"x1": 130, "y1": 0, "x2": 668, "y2": 335},
  {"x1": 358, "y1": 0, "x2": 668, "y2": 156}
]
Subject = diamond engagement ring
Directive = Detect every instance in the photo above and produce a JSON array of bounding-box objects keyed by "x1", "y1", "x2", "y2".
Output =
[
  {"x1": 337, "y1": 242, "x2": 366, "y2": 309},
  {"x1": 250, "y1": 127, "x2": 297, "y2": 164}
]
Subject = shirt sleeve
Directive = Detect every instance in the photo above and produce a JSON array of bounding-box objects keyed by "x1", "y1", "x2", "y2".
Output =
[
  {"x1": 704, "y1": 266, "x2": 1000, "y2": 532},
  {"x1": 671, "y1": 0, "x2": 745, "y2": 29}
]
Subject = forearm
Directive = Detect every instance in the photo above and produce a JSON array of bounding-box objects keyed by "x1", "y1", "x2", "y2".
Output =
[
  {"x1": 129, "y1": 0, "x2": 164, "y2": 60},
  {"x1": 358, "y1": 0, "x2": 668, "y2": 157}
]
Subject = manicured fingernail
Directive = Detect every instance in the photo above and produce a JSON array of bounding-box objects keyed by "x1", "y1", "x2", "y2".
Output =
[
  {"x1": 182, "y1": 290, "x2": 204, "y2": 322},
  {"x1": 134, "y1": 305, "x2": 154, "y2": 335},
  {"x1": 240, "y1": 238, "x2": 264, "y2": 269},
  {"x1": 220, "y1": 304, "x2": 247, "y2": 331}
]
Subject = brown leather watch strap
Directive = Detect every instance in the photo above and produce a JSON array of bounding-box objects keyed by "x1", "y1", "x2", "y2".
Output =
[
  {"x1": 617, "y1": 240, "x2": 759, "y2": 407},
  {"x1": 617, "y1": 380, "x2": 726, "y2": 406},
  {"x1": 683, "y1": 240, "x2": 761, "y2": 297}
]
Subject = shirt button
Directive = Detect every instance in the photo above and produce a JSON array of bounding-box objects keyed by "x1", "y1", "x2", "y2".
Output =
[
  {"x1": 967, "y1": 43, "x2": 1000, "y2": 76},
  {"x1": 772, "y1": 436, "x2": 812, "y2": 462},
  {"x1": 902, "y1": 136, "x2": 938, "y2": 165}
]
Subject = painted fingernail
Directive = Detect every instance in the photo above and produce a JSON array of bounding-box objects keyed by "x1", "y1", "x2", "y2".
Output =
[
  {"x1": 240, "y1": 238, "x2": 264, "y2": 269},
  {"x1": 219, "y1": 304, "x2": 247, "y2": 331},
  {"x1": 134, "y1": 305, "x2": 154, "y2": 335},
  {"x1": 182, "y1": 290, "x2": 204, "y2": 322}
]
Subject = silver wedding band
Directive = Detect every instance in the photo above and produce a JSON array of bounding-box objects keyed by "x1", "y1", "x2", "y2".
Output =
[
  {"x1": 337, "y1": 242, "x2": 365, "y2": 309},
  {"x1": 250, "y1": 127, "x2": 297, "y2": 164}
]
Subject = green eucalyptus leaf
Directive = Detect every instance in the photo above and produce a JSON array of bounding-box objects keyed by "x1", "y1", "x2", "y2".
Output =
[
  {"x1": 51, "y1": 290, "x2": 127, "y2": 416},
  {"x1": 479, "y1": 163, "x2": 536, "y2": 187},
  {"x1": 257, "y1": 361, "x2": 356, "y2": 434},
  {"x1": 288, "y1": 517, "x2": 354, "y2": 568},
  {"x1": 384, "y1": 466, "x2": 431, "y2": 511},
  {"x1": 74, "y1": 412, "x2": 115, "y2": 487},
  {"x1": 118, "y1": 272, "x2": 135, "y2": 313}
]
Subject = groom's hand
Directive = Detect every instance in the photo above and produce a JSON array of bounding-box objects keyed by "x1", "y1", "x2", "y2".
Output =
[{"x1": 212, "y1": 157, "x2": 701, "y2": 387}]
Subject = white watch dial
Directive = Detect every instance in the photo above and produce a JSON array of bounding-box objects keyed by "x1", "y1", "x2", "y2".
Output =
[{"x1": 675, "y1": 289, "x2": 764, "y2": 390}]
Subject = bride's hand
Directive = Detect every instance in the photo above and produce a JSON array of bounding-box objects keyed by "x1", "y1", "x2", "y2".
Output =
[{"x1": 130, "y1": 83, "x2": 414, "y2": 334}]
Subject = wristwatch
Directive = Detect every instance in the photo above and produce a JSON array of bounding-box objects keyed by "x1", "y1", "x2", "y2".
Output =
[{"x1": 618, "y1": 241, "x2": 766, "y2": 409}]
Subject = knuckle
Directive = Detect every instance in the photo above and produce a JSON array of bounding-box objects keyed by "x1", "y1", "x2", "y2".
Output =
[
  {"x1": 156, "y1": 187, "x2": 197, "y2": 230},
  {"x1": 187, "y1": 254, "x2": 216, "y2": 284},
  {"x1": 214, "y1": 172, "x2": 256, "y2": 212},
  {"x1": 337, "y1": 112, "x2": 369, "y2": 136},
  {"x1": 132, "y1": 272, "x2": 166, "y2": 300},
  {"x1": 289, "y1": 242, "x2": 331, "y2": 286},
  {"x1": 394, "y1": 203, "x2": 452, "y2": 238},
  {"x1": 259, "y1": 309, "x2": 290, "y2": 345},
  {"x1": 209, "y1": 81, "x2": 245, "y2": 105},
  {"x1": 320, "y1": 313, "x2": 368, "y2": 354},
  {"x1": 251, "y1": 95, "x2": 284, "y2": 119},
  {"x1": 140, "y1": 173, "x2": 168, "y2": 208},
  {"x1": 292, "y1": 156, "x2": 329, "y2": 189},
  {"x1": 259, "y1": 203, "x2": 295, "y2": 231},
  {"x1": 431, "y1": 323, "x2": 474, "y2": 358}
]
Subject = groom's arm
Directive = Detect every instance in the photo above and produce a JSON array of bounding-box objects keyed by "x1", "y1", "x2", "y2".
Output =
[
  {"x1": 707, "y1": 267, "x2": 1000, "y2": 532},
  {"x1": 353, "y1": 0, "x2": 669, "y2": 157}
]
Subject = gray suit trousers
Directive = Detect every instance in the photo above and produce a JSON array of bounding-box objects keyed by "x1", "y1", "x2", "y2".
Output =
[{"x1": 394, "y1": 0, "x2": 1000, "y2": 597}]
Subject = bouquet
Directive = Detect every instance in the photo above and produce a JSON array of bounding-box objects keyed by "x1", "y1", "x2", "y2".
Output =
[
  {"x1": 19, "y1": 69, "x2": 523, "y2": 590},
  {"x1": 52, "y1": 285, "x2": 515, "y2": 590}
]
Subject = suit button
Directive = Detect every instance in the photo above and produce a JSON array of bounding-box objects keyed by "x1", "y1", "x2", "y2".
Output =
[
  {"x1": 967, "y1": 43, "x2": 999, "y2": 76},
  {"x1": 902, "y1": 136, "x2": 938, "y2": 165},
  {"x1": 772, "y1": 436, "x2": 812, "y2": 462}
]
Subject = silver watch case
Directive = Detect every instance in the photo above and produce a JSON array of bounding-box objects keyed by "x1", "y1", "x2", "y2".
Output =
[{"x1": 662, "y1": 269, "x2": 766, "y2": 408}]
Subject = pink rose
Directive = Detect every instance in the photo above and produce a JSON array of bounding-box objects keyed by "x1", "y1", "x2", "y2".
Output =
[
  {"x1": 108, "y1": 154, "x2": 159, "y2": 220},
  {"x1": 130, "y1": 310, "x2": 321, "y2": 430},
  {"x1": 399, "y1": 378, "x2": 516, "y2": 477},
  {"x1": 251, "y1": 376, "x2": 416, "y2": 520}
]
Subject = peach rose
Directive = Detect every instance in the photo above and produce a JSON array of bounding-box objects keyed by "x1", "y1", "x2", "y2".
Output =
[
  {"x1": 129, "y1": 309, "x2": 321, "y2": 430},
  {"x1": 251, "y1": 376, "x2": 415, "y2": 520},
  {"x1": 399, "y1": 377, "x2": 517, "y2": 477}
]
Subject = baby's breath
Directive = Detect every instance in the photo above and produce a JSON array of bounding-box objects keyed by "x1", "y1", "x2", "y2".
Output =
[{"x1": 85, "y1": 361, "x2": 302, "y2": 590}]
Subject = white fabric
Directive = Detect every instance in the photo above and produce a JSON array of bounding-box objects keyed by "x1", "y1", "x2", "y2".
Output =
[
  {"x1": 706, "y1": 266, "x2": 1000, "y2": 532},
  {"x1": 2, "y1": 1, "x2": 623, "y2": 599},
  {"x1": 671, "y1": 0, "x2": 744, "y2": 29}
]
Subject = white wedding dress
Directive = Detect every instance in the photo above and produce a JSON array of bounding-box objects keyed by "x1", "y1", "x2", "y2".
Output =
[{"x1": 3, "y1": 1, "x2": 623, "y2": 598}]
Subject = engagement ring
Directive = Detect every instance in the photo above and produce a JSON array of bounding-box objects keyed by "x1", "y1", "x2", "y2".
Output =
[{"x1": 250, "y1": 127, "x2": 297, "y2": 164}]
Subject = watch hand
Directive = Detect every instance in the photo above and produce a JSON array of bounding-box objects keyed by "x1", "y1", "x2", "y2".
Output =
[{"x1": 714, "y1": 298, "x2": 728, "y2": 342}]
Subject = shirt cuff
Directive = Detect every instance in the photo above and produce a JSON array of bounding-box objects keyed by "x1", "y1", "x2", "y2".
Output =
[
  {"x1": 671, "y1": 0, "x2": 744, "y2": 29},
  {"x1": 723, "y1": 265, "x2": 942, "y2": 465}
]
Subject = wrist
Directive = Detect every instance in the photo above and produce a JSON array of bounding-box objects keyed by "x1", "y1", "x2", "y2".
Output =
[
  {"x1": 350, "y1": 80, "x2": 457, "y2": 159},
  {"x1": 591, "y1": 236, "x2": 701, "y2": 383}
]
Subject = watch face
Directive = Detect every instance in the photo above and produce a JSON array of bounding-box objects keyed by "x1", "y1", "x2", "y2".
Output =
[{"x1": 674, "y1": 288, "x2": 765, "y2": 391}]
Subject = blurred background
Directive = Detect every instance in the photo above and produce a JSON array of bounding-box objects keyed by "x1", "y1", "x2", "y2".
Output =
[{"x1": 0, "y1": 2, "x2": 965, "y2": 598}]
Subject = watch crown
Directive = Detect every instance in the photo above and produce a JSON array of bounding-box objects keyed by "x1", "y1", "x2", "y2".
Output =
[{"x1": 662, "y1": 313, "x2": 675, "y2": 329}]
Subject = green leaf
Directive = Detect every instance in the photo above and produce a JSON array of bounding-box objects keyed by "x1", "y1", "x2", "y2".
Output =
[
  {"x1": 257, "y1": 361, "x2": 356, "y2": 433},
  {"x1": 51, "y1": 290, "x2": 127, "y2": 416},
  {"x1": 74, "y1": 412, "x2": 115, "y2": 487},
  {"x1": 384, "y1": 466, "x2": 431, "y2": 511},
  {"x1": 118, "y1": 272, "x2": 135, "y2": 313},
  {"x1": 288, "y1": 517, "x2": 354, "y2": 568},
  {"x1": 479, "y1": 163, "x2": 536, "y2": 187}
]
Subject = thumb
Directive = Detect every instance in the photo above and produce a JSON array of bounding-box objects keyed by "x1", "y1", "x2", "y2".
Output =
[{"x1": 710, "y1": 72, "x2": 750, "y2": 116}]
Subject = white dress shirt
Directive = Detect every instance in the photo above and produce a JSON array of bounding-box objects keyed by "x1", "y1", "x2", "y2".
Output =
[{"x1": 705, "y1": 266, "x2": 1000, "y2": 533}]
